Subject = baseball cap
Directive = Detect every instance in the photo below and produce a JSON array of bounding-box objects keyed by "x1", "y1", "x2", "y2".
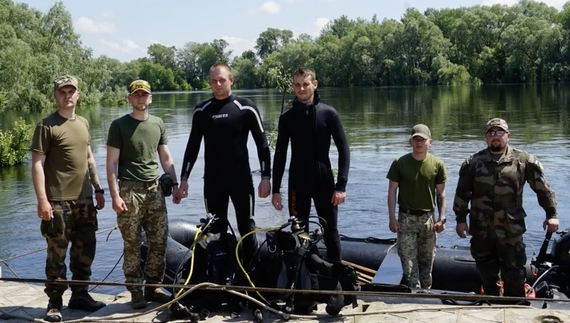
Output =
[
  {"x1": 129, "y1": 80, "x2": 151, "y2": 95},
  {"x1": 485, "y1": 118, "x2": 509, "y2": 133},
  {"x1": 411, "y1": 124, "x2": 431, "y2": 139},
  {"x1": 53, "y1": 75, "x2": 78, "y2": 91}
]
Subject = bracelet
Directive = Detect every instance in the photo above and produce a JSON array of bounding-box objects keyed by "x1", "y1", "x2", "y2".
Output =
[{"x1": 95, "y1": 189, "x2": 104, "y2": 194}]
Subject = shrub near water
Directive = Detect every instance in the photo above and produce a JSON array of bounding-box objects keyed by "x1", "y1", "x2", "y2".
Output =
[{"x1": 0, "y1": 119, "x2": 33, "y2": 167}]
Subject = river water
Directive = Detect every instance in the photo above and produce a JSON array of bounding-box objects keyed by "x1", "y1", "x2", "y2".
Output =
[{"x1": 1, "y1": 84, "x2": 569, "y2": 294}]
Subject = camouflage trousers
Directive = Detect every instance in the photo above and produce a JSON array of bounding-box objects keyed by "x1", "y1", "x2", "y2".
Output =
[
  {"x1": 397, "y1": 211, "x2": 436, "y2": 289},
  {"x1": 117, "y1": 179, "x2": 168, "y2": 292},
  {"x1": 40, "y1": 198, "x2": 98, "y2": 298},
  {"x1": 470, "y1": 233, "x2": 527, "y2": 297}
]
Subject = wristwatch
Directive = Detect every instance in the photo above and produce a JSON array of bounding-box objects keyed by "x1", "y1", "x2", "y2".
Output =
[
  {"x1": 95, "y1": 189, "x2": 104, "y2": 194},
  {"x1": 439, "y1": 218, "x2": 447, "y2": 224}
]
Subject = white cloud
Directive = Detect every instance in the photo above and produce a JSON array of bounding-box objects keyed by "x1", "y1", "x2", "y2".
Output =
[
  {"x1": 481, "y1": 0, "x2": 565, "y2": 9},
  {"x1": 222, "y1": 36, "x2": 256, "y2": 57},
  {"x1": 74, "y1": 16, "x2": 116, "y2": 33},
  {"x1": 100, "y1": 39, "x2": 145, "y2": 53},
  {"x1": 249, "y1": 1, "x2": 281, "y2": 16},
  {"x1": 312, "y1": 17, "x2": 330, "y2": 36}
]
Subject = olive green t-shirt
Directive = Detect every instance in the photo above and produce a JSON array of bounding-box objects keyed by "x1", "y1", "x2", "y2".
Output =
[
  {"x1": 31, "y1": 112, "x2": 92, "y2": 200},
  {"x1": 106, "y1": 114, "x2": 167, "y2": 182},
  {"x1": 386, "y1": 153, "x2": 447, "y2": 211}
]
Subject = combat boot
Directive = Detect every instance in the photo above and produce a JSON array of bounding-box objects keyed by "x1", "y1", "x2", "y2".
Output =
[
  {"x1": 131, "y1": 290, "x2": 147, "y2": 309},
  {"x1": 68, "y1": 291, "x2": 106, "y2": 312},
  {"x1": 144, "y1": 286, "x2": 171, "y2": 303},
  {"x1": 44, "y1": 297, "x2": 63, "y2": 322}
]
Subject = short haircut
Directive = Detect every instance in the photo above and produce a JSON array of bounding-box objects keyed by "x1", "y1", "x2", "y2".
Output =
[
  {"x1": 293, "y1": 67, "x2": 316, "y2": 81},
  {"x1": 209, "y1": 62, "x2": 232, "y2": 76}
]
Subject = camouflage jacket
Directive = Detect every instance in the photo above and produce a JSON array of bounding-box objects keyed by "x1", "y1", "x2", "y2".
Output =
[{"x1": 453, "y1": 146, "x2": 557, "y2": 239}]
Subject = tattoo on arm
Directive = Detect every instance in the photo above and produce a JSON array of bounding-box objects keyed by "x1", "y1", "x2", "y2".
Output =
[
  {"x1": 437, "y1": 194, "x2": 445, "y2": 216},
  {"x1": 88, "y1": 161, "x2": 101, "y2": 189}
]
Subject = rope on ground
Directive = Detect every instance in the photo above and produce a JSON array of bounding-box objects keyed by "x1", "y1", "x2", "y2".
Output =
[
  {"x1": 0, "y1": 226, "x2": 120, "y2": 290},
  {"x1": 0, "y1": 226, "x2": 118, "y2": 264},
  {"x1": 0, "y1": 282, "x2": 216, "y2": 323},
  {"x1": 1, "y1": 277, "x2": 568, "y2": 304},
  {"x1": 89, "y1": 253, "x2": 123, "y2": 293},
  {"x1": 0, "y1": 280, "x2": 546, "y2": 323}
]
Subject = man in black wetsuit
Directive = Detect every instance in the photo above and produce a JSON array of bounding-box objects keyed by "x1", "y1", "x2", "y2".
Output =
[
  {"x1": 176, "y1": 62, "x2": 271, "y2": 269},
  {"x1": 272, "y1": 67, "x2": 350, "y2": 261}
]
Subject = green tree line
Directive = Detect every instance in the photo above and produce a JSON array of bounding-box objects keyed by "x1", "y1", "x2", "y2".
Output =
[
  {"x1": 140, "y1": 0, "x2": 570, "y2": 90},
  {"x1": 3, "y1": 0, "x2": 570, "y2": 115}
]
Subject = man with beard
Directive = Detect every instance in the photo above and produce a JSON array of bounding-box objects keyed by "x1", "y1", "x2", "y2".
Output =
[
  {"x1": 453, "y1": 118, "x2": 559, "y2": 300},
  {"x1": 106, "y1": 80, "x2": 179, "y2": 309}
]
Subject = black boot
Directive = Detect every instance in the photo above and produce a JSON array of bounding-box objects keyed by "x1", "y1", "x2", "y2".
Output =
[
  {"x1": 325, "y1": 283, "x2": 345, "y2": 316},
  {"x1": 476, "y1": 261, "x2": 501, "y2": 296},
  {"x1": 45, "y1": 297, "x2": 63, "y2": 322},
  {"x1": 502, "y1": 268, "x2": 526, "y2": 297},
  {"x1": 68, "y1": 291, "x2": 106, "y2": 312}
]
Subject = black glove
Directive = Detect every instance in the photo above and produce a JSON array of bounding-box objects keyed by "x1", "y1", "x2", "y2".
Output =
[{"x1": 159, "y1": 173, "x2": 173, "y2": 197}]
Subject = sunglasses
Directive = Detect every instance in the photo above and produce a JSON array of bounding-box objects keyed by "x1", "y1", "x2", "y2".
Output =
[
  {"x1": 130, "y1": 81, "x2": 151, "y2": 93},
  {"x1": 486, "y1": 130, "x2": 507, "y2": 136}
]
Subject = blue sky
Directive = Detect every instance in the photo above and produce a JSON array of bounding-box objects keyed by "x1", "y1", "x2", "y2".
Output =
[{"x1": 15, "y1": 0, "x2": 567, "y2": 62}]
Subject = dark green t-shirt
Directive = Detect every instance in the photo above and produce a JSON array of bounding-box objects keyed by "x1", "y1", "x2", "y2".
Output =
[
  {"x1": 107, "y1": 114, "x2": 167, "y2": 182},
  {"x1": 31, "y1": 112, "x2": 92, "y2": 200},
  {"x1": 386, "y1": 153, "x2": 447, "y2": 211}
]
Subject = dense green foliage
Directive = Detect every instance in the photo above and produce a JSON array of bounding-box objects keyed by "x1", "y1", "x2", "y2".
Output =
[
  {"x1": 245, "y1": 1, "x2": 570, "y2": 87},
  {"x1": 2, "y1": 0, "x2": 570, "y2": 115},
  {"x1": 0, "y1": 0, "x2": 129, "y2": 112},
  {"x1": 135, "y1": 0, "x2": 570, "y2": 89},
  {"x1": 0, "y1": 119, "x2": 33, "y2": 166}
]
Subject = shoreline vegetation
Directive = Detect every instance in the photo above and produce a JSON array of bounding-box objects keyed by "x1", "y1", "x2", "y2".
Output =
[{"x1": 2, "y1": 0, "x2": 570, "y2": 166}]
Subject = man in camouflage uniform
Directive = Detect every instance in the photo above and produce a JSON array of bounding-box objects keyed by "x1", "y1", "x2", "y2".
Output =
[
  {"x1": 106, "y1": 80, "x2": 179, "y2": 309},
  {"x1": 31, "y1": 75, "x2": 106, "y2": 322},
  {"x1": 387, "y1": 124, "x2": 447, "y2": 289},
  {"x1": 453, "y1": 118, "x2": 559, "y2": 298}
]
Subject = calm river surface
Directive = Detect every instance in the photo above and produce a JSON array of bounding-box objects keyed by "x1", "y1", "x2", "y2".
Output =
[{"x1": 1, "y1": 84, "x2": 569, "y2": 294}]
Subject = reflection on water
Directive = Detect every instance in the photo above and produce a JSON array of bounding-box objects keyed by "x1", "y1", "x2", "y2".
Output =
[{"x1": 1, "y1": 85, "x2": 569, "y2": 294}]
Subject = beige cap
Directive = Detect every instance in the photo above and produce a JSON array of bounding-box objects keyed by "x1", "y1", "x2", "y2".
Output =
[{"x1": 411, "y1": 124, "x2": 431, "y2": 139}]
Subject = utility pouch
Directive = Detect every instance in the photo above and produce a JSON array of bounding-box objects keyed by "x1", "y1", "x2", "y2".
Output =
[
  {"x1": 503, "y1": 208, "x2": 527, "y2": 238},
  {"x1": 159, "y1": 173, "x2": 173, "y2": 197}
]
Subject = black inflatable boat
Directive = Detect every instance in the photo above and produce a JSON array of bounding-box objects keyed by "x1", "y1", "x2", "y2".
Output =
[{"x1": 144, "y1": 217, "x2": 570, "y2": 311}]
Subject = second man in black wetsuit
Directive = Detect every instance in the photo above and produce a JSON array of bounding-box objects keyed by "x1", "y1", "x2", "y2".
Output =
[
  {"x1": 272, "y1": 67, "x2": 351, "y2": 261},
  {"x1": 176, "y1": 63, "x2": 271, "y2": 269}
]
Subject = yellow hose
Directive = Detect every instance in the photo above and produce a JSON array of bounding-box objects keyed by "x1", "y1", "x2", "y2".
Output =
[{"x1": 235, "y1": 226, "x2": 282, "y2": 303}]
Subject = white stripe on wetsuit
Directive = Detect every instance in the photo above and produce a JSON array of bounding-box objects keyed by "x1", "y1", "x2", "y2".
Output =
[
  {"x1": 193, "y1": 100, "x2": 211, "y2": 114},
  {"x1": 233, "y1": 100, "x2": 265, "y2": 133}
]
